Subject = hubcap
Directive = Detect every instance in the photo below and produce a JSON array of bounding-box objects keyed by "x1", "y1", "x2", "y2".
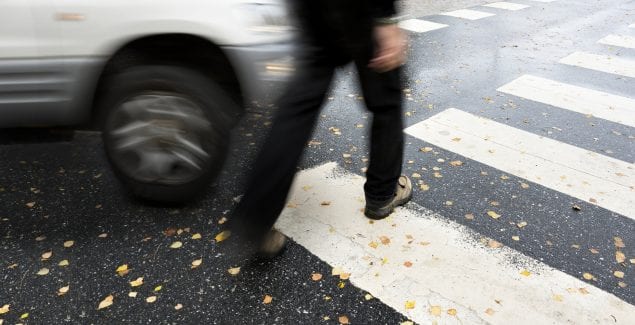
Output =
[{"x1": 106, "y1": 93, "x2": 214, "y2": 185}]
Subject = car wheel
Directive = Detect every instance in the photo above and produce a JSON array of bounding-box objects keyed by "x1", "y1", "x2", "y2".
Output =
[{"x1": 100, "y1": 65, "x2": 237, "y2": 202}]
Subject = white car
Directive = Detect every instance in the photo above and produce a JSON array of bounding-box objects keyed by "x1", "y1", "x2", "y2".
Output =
[{"x1": 0, "y1": 0, "x2": 295, "y2": 201}]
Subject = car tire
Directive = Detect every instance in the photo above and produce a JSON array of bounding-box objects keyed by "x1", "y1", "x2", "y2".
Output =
[{"x1": 99, "y1": 65, "x2": 237, "y2": 203}]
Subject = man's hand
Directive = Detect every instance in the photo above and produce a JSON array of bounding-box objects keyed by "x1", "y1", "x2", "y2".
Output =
[{"x1": 368, "y1": 24, "x2": 408, "y2": 73}]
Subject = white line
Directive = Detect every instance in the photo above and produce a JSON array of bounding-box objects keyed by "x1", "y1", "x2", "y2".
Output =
[
  {"x1": 440, "y1": 9, "x2": 495, "y2": 20},
  {"x1": 483, "y1": 2, "x2": 530, "y2": 10},
  {"x1": 276, "y1": 163, "x2": 635, "y2": 325},
  {"x1": 399, "y1": 19, "x2": 448, "y2": 33},
  {"x1": 405, "y1": 108, "x2": 635, "y2": 219},
  {"x1": 630, "y1": 23, "x2": 635, "y2": 28},
  {"x1": 560, "y1": 52, "x2": 635, "y2": 78},
  {"x1": 598, "y1": 34, "x2": 635, "y2": 49},
  {"x1": 525, "y1": 0, "x2": 555, "y2": 2},
  {"x1": 497, "y1": 75, "x2": 635, "y2": 128}
]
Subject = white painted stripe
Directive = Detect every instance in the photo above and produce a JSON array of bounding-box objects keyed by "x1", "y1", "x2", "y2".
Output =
[
  {"x1": 405, "y1": 108, "x2": 635, "y2": 219},
  {"x1": 399, "y1": 19, "x2": 448, "y2": 33},
  {"x1": 277, "y1": 163, "x2": 635, "y2": 325},
  {"x1": 560, "y1": 52, "x2": 635, "y2": 78},
  {"x1": 525, "y1": 0, "x2": 555, "y2": 2},
  {"x1": 630, "y1": 23, "x2": 635, "y2": 28},
  {"x1": 497, "y1": 75, "x2": 635, "y2": 128},
  {"x1": 598, "y1": 34, "x2": 635, "y2": 49},
  {"x1": 483, "y1": 2, "x2": 530, "y2": 10},
  {"x1": 440, "y1": 9, "x2": 495, "y2": 20}
]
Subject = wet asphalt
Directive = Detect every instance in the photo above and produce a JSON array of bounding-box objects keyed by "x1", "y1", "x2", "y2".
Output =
[{"x1": 2, "y1": 0, "x2": 635, "y2": 324}]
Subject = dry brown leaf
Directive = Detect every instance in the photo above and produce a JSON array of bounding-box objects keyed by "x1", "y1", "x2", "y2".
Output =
[
  {"x1": 227, "y1": 267, "x2": 241, "y2": 276},
  {"x1": 41, "y1": 251, "x2": 53, "y2": 260},
  {"x1": 517, "y1": 221, "x2": 528, "y2": 228},
  {"x1": 490, "y1": 201, "x2": 500, "y2": 206},
  {"x1": 404, "y1": 261, "x2": 413, "y2": 268},
  {"x1": 191, "y1": 233, "x2": 202, "y2": 240},
  {"x1": 449, "y1": 160, "x2": 463, "y2": 166},
  {"x1": 614, "y1": 271, "x2": 625, "y2": 279},
  {"x1": 589, "y1": 248, "x2": 599, "y2": 254},
  {"x1": 614, "y1": 237, "x2": 625, "y2": 248},
  {"x1": 379, "y1": 236, "x2": 391, "y2": 245},
  {"x1": 338, "y1": 315, "x2": 350, "y2": 324},
  {"x1": 215, "y1": 231, "x2": 231, "y2": 243},
  {"x1": 616, "y1": 251, "x2": 626, "y2": 263},
  {"x1": 320, "y1": 201, "x2": 331, "y2": 206},
  {"x1": 130, "y1": 277, "x2": 144, "y2": 287},
  {"x1": 630, "y1": 259, "x2": 635, "y2": 264},
  {"x1": 58, "y1": 285, "x2": 69, "y2": 296},
  {"x1": 465, "y1": 213, "x2": 475, "y2": 220},
  {"x1": 58, "y1": 259, "x2": 69, "y2": 267},
  {"x1": 368, "y1": 241, "x2": 379, "y2": 249},
  {"x1": 485, "y1": 308, "x2": 495, "y2": 316},
  {"x1": 451, "y1": 137, "x2": 462, "y2": 142},
  {"x1": 487, "y1": 239, "x2": 503, "y2": 249},
  {"x1": 582, "y1": 273, "x2": 595, "y2": 281},
  {"x1": 263, "y1": 295, "x2": 273, "y2": 304},
  {"x1": 170, "y1": 241, "x2": 183, "y2": 249},
  {"x1": 579, "y1": 288, "x2": 590, "y2": 295},
  {"x1": 311, "y1": 273, "x2": 323, "y2": 281},
  {"x1": 429, "y1": 305, "x2": 442, "y2": 316},
  {"x1": 164, "y1": 227, "x2": 177, "y2": 236},
  {"x1": 500, "y1": 175, "x2": 510, "y2": 180},
  {"x1": 487, "y1": 211, "x2": 501, "y2": 219},
  {"x1": 520, "y1": 183, "x2": 530, "y2": 189},
  {"x1": 37, "y1": 268, "x2": 50, "y2": 276},
  {"x1": 405, "y1": 301, "x2": 415, "y2": 310},
  {"x1": 146, "y1": 296, "x2": 157, "y2": 303},
  {"x1": 191, "y1": 259, "x2": 202, "y2": 269},
  {"x1": 63, "y1": 240, "x2": 75, "y2": 248},
  {"x1": 97, "y1": 295, "x2": 114, "y2": 310}
]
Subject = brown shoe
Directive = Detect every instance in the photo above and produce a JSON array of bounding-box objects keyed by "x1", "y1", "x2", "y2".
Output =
[
  {"x1": 258, "y1": 229, "x2": 287, "y2": 258},
  {"x1": 364, "y1": 176, "x2": 412, "y2": 220}
]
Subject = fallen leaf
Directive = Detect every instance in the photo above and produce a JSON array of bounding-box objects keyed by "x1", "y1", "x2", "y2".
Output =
[
  {"x1": 35, "y1": 235, "x2": 46, "y2": 241},
  {"x1": 449, "y1": 160, "x2": 463, "y2": 166},
  {"x1": 58, "y1": 259, "x2": 69, "y2": 267},
  {"x1": 571, "y1": 244, "x2": 581, "y2": 249},
  {"x1": 368, "y1": 241, "x2": 379, "y2": 249},
  {"x1": 20, "y1": 313, "x2": 28, "y2": 319},
  {"x1": 616, "y1": 251, "x2": 626, "y2": 263},
  {"x1": 97, "y1": 295, "x2": 114, "y2": 310},
  {"x1": 58, "y1": 285, "x2": 70, "y2": 296},
  {"x1": 339, "y1": 273, "x2": 350, "y2": 280},
  {"x1": 512, "y1": 236, "x2": 520, "y2": 241},
  {"x1": 618, "y1": 282, "x2": 627, "y2": 288},
  {"x1": 337, "y1": 281, "x2": 345, "y2": 289},
  {"x1": 404, "y1": 261, "x2": 413, "y2": 268},
  {"x1": 191, "y1": 259, "x2": 202, "y2": 269},
  {"x1": 332, "y1": 267, "x2": 344, "y2": 276},
  {"x1": 433, "y1": 172, "x2": 443, "y2": 178},
  {"x1": 420, "y1": 147, "x2": 433, "y2": 153},
  {"x1": 320, "y1": 201, "x2": 331, "y2": 206},
  {"x1": 218, "y1": 217, "x2": 228, "y2": 224},
  {"x1": 487, "y1": 239, "x2": 503, "y2": 249},
  {"x1": 490, "y1": 201, "x2": 500, "y2": 206},
  {"x1": 411, "y1": 172, "x2": 421, "y2": 178},
  {"x1": 582, "y1": 273, "x2": 595, "y2": 281},
  {"x1": 154, "y1": 285, "x2": 162, "y2": 292},
  {"x1": 517, "y1": 221, "x2": 528, "y2": 228},
  {"x1": 589, "y1": 198, "x2": 597, "y2": 203},
  {"x1": 98, "y1": 233, "x2": 108, "y2": 238},
  {"x1": 63, "y1": 240, "x2": 74, "y2": 248},
  {"x1": 630, "y1": 259, "x2": 635, "y2": 264},
  {"x1": 451, "y1": 137, "x2": 462, "y2": 142},
  {"x1": 0, "y1": 304, "x2": 9, "y2": 314},
  {"x1": 130, "y1": 277, "x2": 143, "y2": 287},
  {"x1": 589, "y1": 248, "x2": 599, "y2": 254},
  {"x1": 215, "y1": 231, "x2": 231, "y2": 243},
  {"x1": 487, "y1": 211, "x2": 501, "y2": 219},
  {"x1": 500, "y1": 175, "x2": 510, "y2": 180},
  {"x1": 227, "y1": 267, "x2": 241, "y2": 276},
  {"x1": 37, "y1": 268, "x2": 50, "y2": 276},
  {"x1": 465, "y1": 213, "x2": 475, "y2": 220},
  {"x1": 175, "y1": 303, "x2": 183, "y2": 310},
  {"x1": 364, "y1": 294, "x2": 373, "y2": 300},
  {"x1": 520, "y1": 269, "x2": 531, "y2": 277},
  {"x1": 116, "y1": 264, "x2": 129, "y2": 276},
  {"x1": 170, "y1": 241, "x2": 183, "y2": 249},
  {"x1": 164, "y1": 227, "x2": 177, "y2": 236},
  {"x1": 191, "y1": 233, "x2": 202, "y2": 240},
  {"x1": 338, "y1": 315, "x2": 350, "y2": 324},
  {"x1": 614, "y1": 237, "x2": 625, "y2": 248},
  {"x1": 380, "y1": 236, "x2": 391, "y2": 245},
  {"x1": 429, "y1": 305, "x2": 442, "y2": 316},
  {"x1": 263, "y1": 295, "x2": 273, "y2": 304},
  {"x1": 41, "y1": 251, "x2": 53, "y2": 260},
  {"x1": 614, "y1": 271, "x2": 625, "y2": 279},
  {"x1": 485, "y1": 308, "x2": 495, "y2": 316},
  {"x1": 128, "y1": 292, "x2": 138, "y2": 298},
  {"x1": 419, "y1": 184, "x2": 430, "y2": 191},
  {"x1": 572, "y1": 205, "x2": 582, "y2": 211},
  {"x1": 520, "y1": 183, "x2": 530, "y2": 189},
  {"x1": 311, "y1": 273, "x2": 323, "y2": 281},
  {"x1": 445, "y1": 201, "x2": 453, "y2": 206},
  {"x1": 146, "y1": 296, "x2": 157, "y2": 303},
  {"x1": 405, "y1": 301, "x2": 415, "y2": 310},
  {"x1": 552, "y1": 294, "x2": 563, "y2": 302},
  {"x1": 447, "y1": 308, "x2": 458, "y2": 316},
  {"x1": 401, "y1": 322, "x2": 414, "y2": 325},
  {"x1": 26, "y1": 202, "x2": 36, "y2": 208}
]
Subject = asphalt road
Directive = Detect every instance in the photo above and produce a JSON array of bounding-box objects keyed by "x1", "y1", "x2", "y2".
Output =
[{"x1": 2, "y1": 0, "x2": 635, "y2": 324}]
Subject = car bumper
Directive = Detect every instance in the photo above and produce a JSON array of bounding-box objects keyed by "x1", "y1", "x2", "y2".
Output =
[{"x1": 222, "y1": 42, "x2": 296, "y2": 105}]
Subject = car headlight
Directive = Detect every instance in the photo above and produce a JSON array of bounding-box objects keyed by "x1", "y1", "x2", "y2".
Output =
[{"x1": 238, "y1": 2, "x2": 293, "y2": 33}]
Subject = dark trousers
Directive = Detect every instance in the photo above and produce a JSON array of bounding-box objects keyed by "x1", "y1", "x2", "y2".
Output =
[{"x1": 232, "y1": 51, "x2": 404, "y2": 241}]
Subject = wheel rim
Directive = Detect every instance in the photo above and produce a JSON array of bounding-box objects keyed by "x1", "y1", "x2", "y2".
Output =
[{"x1": 106, "y1": 93, "x2": 215, "y2": 185}]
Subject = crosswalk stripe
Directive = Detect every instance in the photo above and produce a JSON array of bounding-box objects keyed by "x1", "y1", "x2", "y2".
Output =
[
  {"x1": 525, "y1": 0, "x2": 555, "y2": 2},
  {"x1": 399, "y1": 19, "x2": 448, "y2": 33},
  {"x1": 559, "y1": 51, "x2": 635, "y2": 78},
  {"x1": 598, "y1": 34, "x2": 635, "y2": 49},
  {"x1": 630, "y1": 23, "x2": 635, "y2": 28},
  {"x1": 497, "y1": 75, "x2": 635, "y2": 128},
  {"x1": 276, "y1": 163, "x2": 635, "y2": 325},
  {"x1": 440, "y1": 9, "x2": 495, "y2": 20},
  {"x1": 483, "y1": 2, "x2": 530, "y2": 10},
  {"x1": 405, "y1": 108, "x2": 635, "y2": 220}
]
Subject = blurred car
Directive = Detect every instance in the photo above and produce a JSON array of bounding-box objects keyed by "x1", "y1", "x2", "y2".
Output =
[{"x1": 0, "y1": 0, "x2": 295, "y2": 202}]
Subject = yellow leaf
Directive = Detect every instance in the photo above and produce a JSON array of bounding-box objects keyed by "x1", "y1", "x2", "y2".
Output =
[
  {"x1": 37, "y1": 267, "x2": 50, "y2": 276},
  {"x1": 58, "y1": 259, "x2": 69, "y2": 267},
  {"x1": 405, "y1": 301, "x2": 415, "y2": 310},
  {"x1": 338, "y1": 315, "x2": 350, "y2": 324},
  {"x1": 154, "y1": 285, "x2": 162, "y2": 292},
  {"x1": 175, "y1": 303, "x2": 183, "y2": 310},
  {"x1": 128, "y1": 292, "x2": 137, "y2": 298},
  {"x1": 227, "y1": 267, "x2": 241, "y2": 276},
  {"x1": 215, "y1": 231, "x2": 231, "y2": 243},
  {"x1": 97, "y1": 295, "x2": 114, "y2": 310},
  {"x1": 170, "y1": 241, "x2": 183, "y2": 249},
  {"x1": 263, "y1": 295, "x2": 273, "y2": 304},
  {"x1": 381, "y1": 257, "x2": 389, "y2": 265},
  {"x1": 520, "y1": 269, "x2": 531, "y2": 277},
  {"x1": 339, "y1": 273, "x2": 350, "y2": 280},
  {"x1": 364, "y1": 294, "x2": 373, "y2": 300},
  {"x1": 130, "y1": 277, "x2": 143, "y2": 287},
  {"x1": 191, "y1": 233, "x2": 202, "y2": 240},
  {"x1": 20, "y1": 312, "x2": 29, "y2": 319},
  {"x1": 552, "y1": 294, "x2": 563, "y2": 302},
  {"x1": 512, "y1": 236, "x2": 520, "y2": 241},
  {"x1": 311, "y1": 273, "x2": 323, "y2": 281},
  {"x1": 63, "y1": 240, "x2": 74, "y2": 248},
  {"x1": 41, "y1": 251, "x2": 53, "y2": 260},
  {"x1": 58, "y1": 285, "x2": 70, "y2": 296},
  {"x1": 614, "y1": 271, "x2": 625, "y2": 279},
  {"x1": 487, "y1": 211, "x2": 501, "y2": 219},
  {"x1": 191, "y1": 259, "x2": 202, "y2": 269},
  {"x1": 616, "y1": 251, "x2": 626, "y2": 263},
  {"x1": 429, "y1": 305, "x2": 442, "y2": 316},
  {"x1": 368, "y1": 241, "x2": 379, "y2": 249},
  {"x1": 337, "y1": 281, "x2": 345, "y2": 289},
  {"x1": 146, "y1": 296, "x2": 157, "y2": 303},
  {"x1": 116, "y1": 264, "x2": 128, "y2": 273},
  {"x1": 0, "y1": 304, "x2": 10, "y2": 314},
  {"x1": 582, "y1": 273, "x2": 595, "y2": 281},
  {"x1": 419, "y1": 184, "x2": 430, "y2": 191},
  {"x1": 447, "y1": 308, "x2": 458, "y2": 316}
]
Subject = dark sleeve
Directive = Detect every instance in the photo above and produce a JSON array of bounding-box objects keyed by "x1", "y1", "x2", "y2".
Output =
[{"x1": 371, "y1": 0, "x2": 397, "y2": 18}]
